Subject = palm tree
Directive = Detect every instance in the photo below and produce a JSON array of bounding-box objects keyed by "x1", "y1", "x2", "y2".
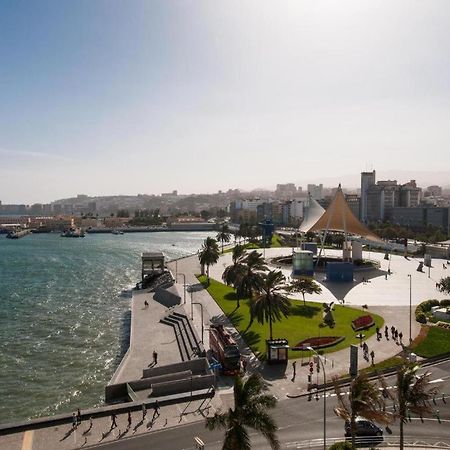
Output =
[
  {"x1": 198, "y1": 237, "x2": 220, "y2": 285},
  {"x1": 222, "y1": 245, "x2": 247, "y2": 308},
  {"x1": 334, "y1": 372, "x2": 393, "y2": 449},
  {"x1": 389, "y1": 362, "x2": 437, "y2": 450},
  {"x1": 287, "y1": 277, "x2": 322, "y2": 305},
  {"x1": 205, "y1": 373, "x2": 280, "y2": 450},
  {"x1": 250, "y1": 270, "x2": 291, "y2": 340},
  {"x1": 217, "y1": 223, "x2": 232, "y2": 253},
  {"x1": 234, "y1": 250, "x2": 268, "y2": 300}
]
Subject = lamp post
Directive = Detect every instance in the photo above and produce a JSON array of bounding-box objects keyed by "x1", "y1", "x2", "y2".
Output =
[
  {"x1": 307, "y1": 347, "x2": 326, "y2": 450},
  {"x1": 408, "y1": 274, "x2": 412, "y2": 344},
  {"x1": 176, "y1": 273, "x2": 186, "y2": 304}
]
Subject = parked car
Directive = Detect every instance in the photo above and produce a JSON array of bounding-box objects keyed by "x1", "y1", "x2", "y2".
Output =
[{"x1": 345, "y1": 417, "x2": 383, "y2": 437}]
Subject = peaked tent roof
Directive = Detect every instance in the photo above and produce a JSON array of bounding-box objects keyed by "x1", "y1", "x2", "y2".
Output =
[
  {"x1": 306, "y1": 186, "x2": 384, "y2": 243},
  {"x1": 299, "y1": 194, "x2": 325, "y2": 233}
]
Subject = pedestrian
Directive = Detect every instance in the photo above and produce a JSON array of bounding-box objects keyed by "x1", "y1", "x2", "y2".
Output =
[
  {"x1": 152, "y1": 400, "x2": 160, "y2": 421},
  {"x1": 376, "y1": 326, "x2": 380, "y2": 338},
  {"x1": 391, "y1": 325, "x2": 395, "y2": 337},
  {"x1": 388, "y1": 268, "x2": 391, "y2": 275},
  {"x1": 144, "y1": 300, "x2": 149, "y2": 307},
  {"x1": 142, "y1": 403, "x2": 147, "y2": 420},
  {"x1": 72, "y1": 412, "x2": 77, "y2": 430},
  {"x1": 127, "y1": 411, "x2": 132, "y2": 429},
  {"x1": 399, "y1": 331, "x2": 403, "y2": 342},
  {"x1": 292, "y1": 361, "x2": 297, "y2": 379},
  {"x1": 385, "y1": 273, "x2": 388, "y2": 280},
  {"x1": 111, "y1": 413, "x2": 117, "y2": 430},
  {"x1": 394, "y1": 329, "x2": 399, "y2": 341},
  {"x1": 76, "y1": 408, "x2": 82, "y2": 426},
  {"x1": 153, "y1": 350, "x2": 158, "y2": 365},
  {"x1": 370, "y1": 350, "x2": 375, "y2": 365}
]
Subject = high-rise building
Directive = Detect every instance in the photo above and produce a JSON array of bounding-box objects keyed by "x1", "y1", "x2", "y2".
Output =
[
  {"x1": 360, "y1": 170, "x2": 376, "y2": 223},
  {"x1": 307, "y1": 184, "x2": 323, "y2": 200}
]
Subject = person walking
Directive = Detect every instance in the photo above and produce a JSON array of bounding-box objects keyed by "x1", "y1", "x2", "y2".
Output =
[
  {"x1": 292, "y1": 361, "x2": 297, "y2": 380},
  {"x1": 152, "y1": 400, "x2": 160, "y2": 421},
  {"x1": 370, "y1": 350, "x2": 375, "y2": 365},
  {"x1": 76, "y1": 408, "x2": 82, "y2": 426},
  {"x1": 72, "y1": 412, "x2": 77, "y2": 430},
  {"x1": 110, "y1": 413, "x2": 117, "y2": 430},
  {"x1": 399, "y1": 331, "x2": 403, "y2": 343},
  {"x1": 153, "y1": 350, "x2": 158, "y2": 365}
]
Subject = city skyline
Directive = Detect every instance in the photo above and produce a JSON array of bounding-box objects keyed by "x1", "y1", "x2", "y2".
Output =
[{"x1": 2, "y1": 1, "x2": 450, "y2": 203}]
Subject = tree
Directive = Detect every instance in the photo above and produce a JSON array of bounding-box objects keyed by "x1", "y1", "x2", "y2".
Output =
[
  {"x1": 250, "y1": 270, "x2": 291, "y2": 340},
  {"x1": 217, "y1": 223, "x2": 232, "y2": 253},
  {"x1": 438, "y1": 276, "x2": 450, "y2": 295},
  {"x1": 222, "y1": 245, "x2": 247, "y2": 308},
  {"x1": 205, "y1": 373, "x2": 280, "y2": 450},
  {"x1": 287, "y1": 277, "x2": 322, "y2": 305},
  {"x1": 334, "y1": 372, "x2": 393, "y2": 449},
  {"x1": 387, "y1": 362, "x2": 437, "y2": 450},
  {"x1": 198, "y1": 237, "x2": 220, "y2": 285},
  {"x1": 235, "y1": 250, "x2": 268, "y2": 300}
]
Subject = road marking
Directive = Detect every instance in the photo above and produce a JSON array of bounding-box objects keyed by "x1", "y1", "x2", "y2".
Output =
[{"x1": 21, "y1": 430, "x2": 34, "y2": 450}]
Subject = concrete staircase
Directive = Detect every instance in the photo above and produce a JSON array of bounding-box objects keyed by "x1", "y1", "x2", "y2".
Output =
[{"x1": 160, "y1": 310, "x2": 205, "y2": 362}]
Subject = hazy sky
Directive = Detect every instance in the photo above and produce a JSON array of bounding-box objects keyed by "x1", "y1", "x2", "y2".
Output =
[{"x1": 1, "y1": 0, "x2": 450, "y2": 203}]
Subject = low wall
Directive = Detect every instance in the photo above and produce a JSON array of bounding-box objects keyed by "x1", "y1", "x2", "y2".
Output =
[
  {"x1": 151, "y1": 374, "x2": 215, "y2": 397},
  {"x1": 129, "y1": 370, "x2": 193, "y2": 391},
  {"x1": 142, "y1": 358, "x2": 209, "y2": 378}
]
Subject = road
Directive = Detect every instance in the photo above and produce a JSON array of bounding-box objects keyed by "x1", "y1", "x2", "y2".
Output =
[{"x1": 91, "y1": 360, "x2": 450, "y2": 449}]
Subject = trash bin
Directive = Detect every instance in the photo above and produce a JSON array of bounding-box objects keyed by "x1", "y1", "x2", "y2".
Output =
[{"x1": 266, "y1": 339, "x2": 289, "y2": 365}]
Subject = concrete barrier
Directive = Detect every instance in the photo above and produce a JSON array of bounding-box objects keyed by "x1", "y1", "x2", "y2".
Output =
[
  {"x1": 142, "y1": 357, "x2": 209, "y2": 378},
  {"x1": 151, "y1": 374, "x2": 215, "y2": 397}
]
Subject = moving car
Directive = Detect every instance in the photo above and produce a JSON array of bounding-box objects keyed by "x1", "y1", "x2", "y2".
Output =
[{"x1": 345, "y1": 417, "x2": 383, "y2": 437}]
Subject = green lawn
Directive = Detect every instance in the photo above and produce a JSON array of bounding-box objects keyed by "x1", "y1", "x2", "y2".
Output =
[
  {"x1": 413, "y1": 326, "x2": 450, "y2": 358},
  {"x1": 198, "y1": 276, "x2": 384, "y2": 359},
  {"x1": 270, "y1": 233, "x2": 283, "y2": 247}
]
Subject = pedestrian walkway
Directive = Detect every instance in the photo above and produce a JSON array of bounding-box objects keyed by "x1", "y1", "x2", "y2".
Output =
[{"x1": 1, "y1": 396, "x2": 221, "y2": 450}]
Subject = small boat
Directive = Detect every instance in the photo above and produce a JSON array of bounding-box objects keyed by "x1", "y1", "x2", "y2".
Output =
[
  {"x1": 61, "y1": 228, "x2": 85, "y2": 238},
  {"x1": 112, "y1": 230, "x2": 124, "y2": 235}
]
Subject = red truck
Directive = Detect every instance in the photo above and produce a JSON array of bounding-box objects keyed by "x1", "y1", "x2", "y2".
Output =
[{"x1": 209, "y1": 324, "x2": 241, "y2": 375}]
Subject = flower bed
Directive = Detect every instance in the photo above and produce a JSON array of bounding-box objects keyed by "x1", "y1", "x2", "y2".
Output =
[
  {"x1": 291, "y1": 336, "x2": 345, "y2": 350},
  {"x1": 352, "y1": 314, "x2": 375, "y2": 331}
]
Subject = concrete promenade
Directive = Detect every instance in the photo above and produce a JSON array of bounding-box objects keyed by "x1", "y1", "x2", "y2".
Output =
[{"x1": 2, "y1": 246, "x2": 449, "y2": 450}]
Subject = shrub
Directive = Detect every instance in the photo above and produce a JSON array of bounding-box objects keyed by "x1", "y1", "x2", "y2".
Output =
[
  {"x1": 416, "y1": 312, "x2": 427, "y2": 324},
  {"x1": 328, "y1": 442, "x2": 353, "y2": 450},
  {"x1": 421, "y1": 299, "x2": 440, "y2": 312},
  {"x1": 440, "y1": 299, "x2": 450, "y2": 307}
]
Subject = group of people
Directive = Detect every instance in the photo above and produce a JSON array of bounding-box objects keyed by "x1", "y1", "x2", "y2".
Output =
[
  {"x1": 375, "y1": 325, "x2": 403, "y2": 344},
  {"x1": 361, "y1": 341, "x2": 375, "y2": 365}
]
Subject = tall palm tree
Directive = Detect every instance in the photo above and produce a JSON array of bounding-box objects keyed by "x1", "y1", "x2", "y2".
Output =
[
  {"x1": 389, "y1": 362, "x2": 437, "y2": 450},
  {"x1": 287, "y1": 276, "x2": 322, "y2": 305},
  {"x1": 334, "y1": 372, "x2": 393, "y2": 449},
  {"x1": 217, "y1": 223, "x2": 232, "y2": 253},
  {"x1": 222, "y1": 245, "x2": 247, "y2": 308},
  {"x1": 234, "y1": 250, "x2": 268, "y2": 300},
  {"x1": 205, "y1": 373, "x2": 280, "y2": 450},
  {"x1": 198, "y1": 237, "x2": 220, "y2": 285},
  {"x1": 250, "y1": 270, "x2": 291, "y2": 340}
]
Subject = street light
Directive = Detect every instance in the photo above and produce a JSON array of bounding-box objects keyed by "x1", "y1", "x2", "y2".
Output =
[
  {"x1": 176, "y1": 273, "x2": 186, "y2": 304},
  {"x1": 408, "y1": 274, "x2": 412, "y2": 344},
  {"x1": 307, "y1": 347, "x2": 326, "y2": 450}
]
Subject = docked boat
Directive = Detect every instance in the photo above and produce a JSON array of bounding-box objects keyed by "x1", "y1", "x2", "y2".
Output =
[
  {"x1": 61, "y1": 228, "x2": 85, "y2": 238},
  {"x1": 6, "y1": 229, "x2": 31, "y2": 239}
]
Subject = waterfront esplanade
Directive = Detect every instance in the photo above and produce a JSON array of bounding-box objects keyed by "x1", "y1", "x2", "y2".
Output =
[{"x1": 141, "y1": 252, "x2": 165, "y2": 281}]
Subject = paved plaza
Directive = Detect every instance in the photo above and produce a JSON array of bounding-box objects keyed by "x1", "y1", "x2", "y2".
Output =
[{"x1": 2, "y1": 246, "x2": 449, "y2": 450}]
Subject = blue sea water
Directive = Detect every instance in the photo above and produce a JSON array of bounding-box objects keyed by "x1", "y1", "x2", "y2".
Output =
[{"x1": 0, "y1": 231, "x2": 214, "y2": 424}]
